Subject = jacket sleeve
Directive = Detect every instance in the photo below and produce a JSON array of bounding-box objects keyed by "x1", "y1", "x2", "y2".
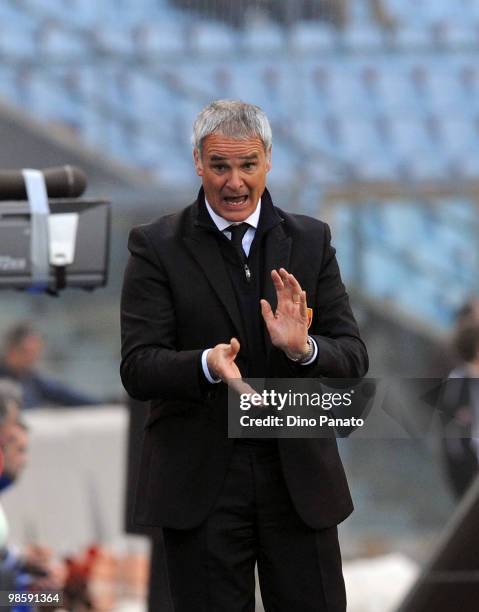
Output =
[
  {"x1": 120, "y1": 226, "x2": 204, "y2": 402},
  {"x1": 33, "y1": 375, "x2": 99, "y2": 407},
  {"x1": 267, "y1": 222, "x2": 368, "y2": 380},
  {"x1": 309, "y1": 223, "x2": 368, "y2": 378}
]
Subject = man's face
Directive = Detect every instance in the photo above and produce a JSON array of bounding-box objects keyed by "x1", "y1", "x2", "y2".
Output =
[
  {"x1": 7, "y1": 334, "x2": 43, "y2": 374},
  {"x1": 194, "y1": 134, "x2": 272, "y2": 223}
]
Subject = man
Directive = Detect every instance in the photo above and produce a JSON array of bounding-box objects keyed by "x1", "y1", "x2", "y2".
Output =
[
  {"x1": 0, "y1": 323, "x2": 98, "y2": 409},
  {"x1": 121, "y1": 100, "x2": 368, "y2": 611}
]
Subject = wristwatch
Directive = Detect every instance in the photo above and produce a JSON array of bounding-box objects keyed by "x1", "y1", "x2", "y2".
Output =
[{"x1": 287, "y1": 336, "x2": 315, "y2": 363}]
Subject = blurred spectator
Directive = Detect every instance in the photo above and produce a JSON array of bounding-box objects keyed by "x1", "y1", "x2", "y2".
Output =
[
  {"x1": 441, "y1": 321, "x2": 479, "y2": 499},
  {"x1": 0, "y1": 379, "x2": 21, "y2": 449},
  {"x1": 369, "y1": 0, "x2": 396, "y2": 28},
  {"x1": 430, "y1": 295, "x2": 479, "y2": 378},
  {"x1": 455, "y1": 296, "x2": 479, "y2": 328},
  {"x1": 0, "y1": 322, "x2": 99, "y2": 409},
  {"x1": 172, "y1": 0, "x2": 346, "y2": 27},
  {"x1": 0, "y1": 419, "x2": 65, "y2": 610},
  {"x1": 0, "y1": 380, "x2": 22, "y2": 550},
  {"x1": 1, "y1": 421, "x2": 28, "y2": 489}
]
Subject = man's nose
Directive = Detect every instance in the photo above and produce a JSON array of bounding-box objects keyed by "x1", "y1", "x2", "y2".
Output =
[{"x1": 226, "y1": 169, "x2": 244, "y2": 191}]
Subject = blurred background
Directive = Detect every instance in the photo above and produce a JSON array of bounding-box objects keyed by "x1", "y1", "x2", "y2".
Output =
[{"x1": 0, "y1": 0, "x2": 478, "y2": 609}]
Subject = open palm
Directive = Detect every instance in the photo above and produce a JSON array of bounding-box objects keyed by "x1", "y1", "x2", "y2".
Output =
[{"x1": 261, "y1": 268, "x2": 309, "y2": 359}]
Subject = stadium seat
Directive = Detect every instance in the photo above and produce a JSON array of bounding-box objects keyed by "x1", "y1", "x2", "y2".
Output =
[
  {"x1": 0, "y1": 26, "x2": 38, "y2": 60},
  {"x1": 38, "y1": 22, "x2": 90, "y2": 60},
  {"x1": 241, "y1": 23, "x2": 285, "y2": 54},
  {"x1": 133, "y1": 23, "x2": 186, "y2": 57},
  {"x1": 393, "y1": 26, "x2": 433, "y2": 50},
  {"x1": 190, "y1": 22, "x2": 237, "y2": 55},
  {"x1": 301, "y1": 63, "x2": 335, "y2": 115},
  {"x1": 341, "y1": 25, "x2": 385, "y2": 51},
  {"x1": 439, "y1": 118, "x2": 477, "y2": 154},
  {"x1": 362, "y1": 247, "x2": 404, "y2": 301},
  {"x1": 347, "y1": 0, "x2": 375, "y2": 25},
  {"x1": 174, "y1": 62, "x2": 223, "y2": 101},
  {"x1": 0, "y1": 3, "x2": 37, "y2": 30},
  {"x1": 425, "y1": 0, "x2": 460, "y2": 24},
  {"x1": 288, "y1": 22, "x2": 337, "y2": 54},
  {"x1": 177, "y1": 103, "x2": 198, "y2": 149},
  {"x1": 353, "y1": 154, "x2": 398, "y2": 181},
  {"x1": 372, "y1": 65, "x2": 413, "y2": 113},
  {"x1": 324, "y1": 65, "x2": 372, "y2": 113},
  {"x1": 28, "y1": 0, "x2": 100, "y2": 28},
  {"x1": 258, "y1": 64, "x2": 294, "y2": 116},
  {"x1": 293, "y1": 116, "x2": 340, "y2": 158},
  {"x1": 457, "y1": 61, "x2": 479, "y2": 101},
  {"x1": 336, "y1": 117, "x2": 384, "y2": 158},
  {"x1": 26, "y1": 71, "x2": 82, "y2": 132},
  {"x1": 453, "y1": 154, "x2": 479, "y2": 179},
  {"x1": 152, "y1": 147, "x2": 196, "y2": 185},
  {"x1": 380, "y1": 205, "x2": 423, "y2": 249},
  {"x1": 123, "y1": 72, "x2": 176, "y2": 131},
  {"x1": 439, "y1": 197, "x2": 475, "y2": 225},
  {"x1": 401, "y1": 153, "x2": 449, "y2": 181},
  {"x1": 70, "y1": 67, "x2": 99, "y2": 103},
  {"x1": 94, "y1": 65, "x2": 133, "y2": 116},
  {"x1": 267, "y1": 141, "x2": 295, "y2": 186},
  {"x1": 424, "y1": 62, "x2": 466, "y2": 112},
  {"x1": 93, "y1": 25, "x2": 135, "y2": 56},
  {"x1": 385, "y1": 0, "x2": 442, "y2": 27},
  {"x1": 434, "y1": 22, "x2": 478, "y2": 49}
]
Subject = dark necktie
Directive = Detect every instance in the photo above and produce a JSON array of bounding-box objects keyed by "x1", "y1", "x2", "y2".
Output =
[{"x1": 227, "y1": 223, "x2": 250, "y2": 263}]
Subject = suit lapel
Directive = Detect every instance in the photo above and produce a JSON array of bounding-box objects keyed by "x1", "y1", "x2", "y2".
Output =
[
  {"x1": 262, "y1": 223, "x2": 292, "y2": 351},
  {"x1": 183, "y1": 230, "x2": 248, "y2": 346}
]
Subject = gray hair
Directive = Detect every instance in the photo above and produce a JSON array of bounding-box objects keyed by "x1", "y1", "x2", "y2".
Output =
[{"x1": 192, "y1": 100, "x2": 272, "y2": 154}]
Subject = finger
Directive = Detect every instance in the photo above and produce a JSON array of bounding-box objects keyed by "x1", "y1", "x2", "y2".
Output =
[
  {"x1": 271, "y1": 269, "x2": 285, "y2": 291},
  {"x1": 299, "y1": 290, "x2": 308, "y2": 318},
  {"x1": 260, "y1": 299, "x2": 275, "y2": 323},
  {"x1": 287, "y1": 271, "x2": 304, "y2": 295},
  {"x1": 278, "y1": 268, "x2": 292, "y2": 291},
  {"x1": 280, "y1": 269, "x2": 298, "y2": 301}
]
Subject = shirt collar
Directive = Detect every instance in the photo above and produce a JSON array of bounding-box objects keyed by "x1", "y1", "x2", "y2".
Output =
[{"x1": 204, "y1": 197, "x2": 261, "y2": 232}]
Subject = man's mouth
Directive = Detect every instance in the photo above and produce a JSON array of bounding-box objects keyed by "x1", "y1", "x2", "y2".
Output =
[{"x1": 223, "y1": 195, "x2": 248, "y2": 205}]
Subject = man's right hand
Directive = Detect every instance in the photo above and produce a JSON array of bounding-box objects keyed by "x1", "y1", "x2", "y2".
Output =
[
  {"x1": 207, "y1": 338, "x2": 265, "y2": 400},
  {"x1": 207, "y1": 338, "x2": 242, "y2": 382}
]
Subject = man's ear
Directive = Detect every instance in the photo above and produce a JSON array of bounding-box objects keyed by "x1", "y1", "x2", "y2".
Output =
[
  {"x1": 266, "y1": 146, "x2": 272, "y2": 173},
  {"x1": 193, "y1": 148, "x2": 204, "y2": 177}
]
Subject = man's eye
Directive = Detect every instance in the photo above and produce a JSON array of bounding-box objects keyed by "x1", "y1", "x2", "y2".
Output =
[
  {"x1": 243, "y1": 163, "x2": 256, "y2": 170},
  {"x1": 212, "y1": 164, "x2": 227, "y2": 171}
]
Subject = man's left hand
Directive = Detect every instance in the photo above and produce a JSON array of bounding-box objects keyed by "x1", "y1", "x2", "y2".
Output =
[{"x1": 260, "y1": 268, "x2": 310, "y2": 361}]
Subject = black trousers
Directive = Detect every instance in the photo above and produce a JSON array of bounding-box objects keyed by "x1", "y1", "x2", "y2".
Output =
[{"x1": 162, "y1": 441, "x2": 346, "y2": 612}]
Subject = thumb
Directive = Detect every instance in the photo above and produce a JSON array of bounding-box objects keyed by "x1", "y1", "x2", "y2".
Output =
[{"x1": 229, "y1": 337, "x2": 240, "y2": 357}]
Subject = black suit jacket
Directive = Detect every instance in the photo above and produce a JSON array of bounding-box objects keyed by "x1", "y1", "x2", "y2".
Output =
[{"x1": 120, "y1": 188, "x2": 368, "y2": 530}]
